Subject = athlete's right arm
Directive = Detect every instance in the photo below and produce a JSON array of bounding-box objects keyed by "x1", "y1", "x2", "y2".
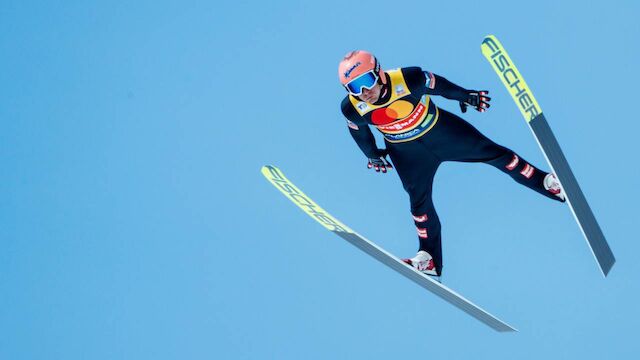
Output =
[{"x1": 340, "y1": 98, "x2": 386, "y2": 159}]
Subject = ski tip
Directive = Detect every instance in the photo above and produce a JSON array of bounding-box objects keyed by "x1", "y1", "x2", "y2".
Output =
[
  {"x1": 481, "y1": 35, "x2": 502, "y2": 56},
  {"x1": 481, "y1": 35, "x2": 502, "y2": 50},
  {"x1": 481, "y1": 34, "x2": 497, "y2": 44},
  {"x1": 261, "y1": 165, "x2": 284, "y2": 179}
]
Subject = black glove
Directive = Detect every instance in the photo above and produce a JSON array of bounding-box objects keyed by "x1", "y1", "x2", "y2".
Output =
[
  {"x1": 459, "y1": 90, "x2": 491, "y2": 113},
  {"x1": 367, "y1": 151, "x2": 393, "y2": 173}
]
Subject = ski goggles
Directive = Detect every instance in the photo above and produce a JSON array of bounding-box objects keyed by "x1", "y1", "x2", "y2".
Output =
[{"x1": 344, "y1": 70, "x2": 379, "y2": 96}]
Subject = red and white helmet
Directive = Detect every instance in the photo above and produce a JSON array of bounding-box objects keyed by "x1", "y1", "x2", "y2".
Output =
[{"x1": 338, "y1": 50, "x2": 387, "y2": 95}]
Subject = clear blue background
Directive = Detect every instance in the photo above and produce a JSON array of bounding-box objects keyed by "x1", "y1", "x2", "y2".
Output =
[{"x1": 2, "y1": 0, "x2": 639, "y2": 359}]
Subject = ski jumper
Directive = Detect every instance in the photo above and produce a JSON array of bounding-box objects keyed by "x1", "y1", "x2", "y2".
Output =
[{"x1": 340, "y1": 67, "x2": 563, "y2": 275}]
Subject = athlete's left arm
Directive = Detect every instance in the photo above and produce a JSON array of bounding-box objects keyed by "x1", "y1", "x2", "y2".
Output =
[{"x1": 403, "y1": 67, "x2": 490, "y2": 113}]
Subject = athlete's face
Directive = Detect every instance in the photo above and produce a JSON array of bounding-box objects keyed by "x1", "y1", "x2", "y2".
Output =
[{"x1": 358, "y1": 83, "x2": 383, "y2": 103}]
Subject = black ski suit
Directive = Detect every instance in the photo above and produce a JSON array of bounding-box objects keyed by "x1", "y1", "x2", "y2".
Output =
[{"x1": 340, "y1": 67, "x2": 562, "y2": 275}]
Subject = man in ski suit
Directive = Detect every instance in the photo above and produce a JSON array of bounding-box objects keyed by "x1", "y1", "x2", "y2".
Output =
[{"x1": 338, "y1": 50, "x2": 565, "y2": 280}]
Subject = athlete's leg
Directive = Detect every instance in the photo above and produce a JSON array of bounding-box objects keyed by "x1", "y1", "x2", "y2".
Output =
[
  {"x1": 430, "y1": 109, "x2": 563, "y2": 202},
  {"x1": 388, "y1": 141, "x2": 445, "y2": 275}
]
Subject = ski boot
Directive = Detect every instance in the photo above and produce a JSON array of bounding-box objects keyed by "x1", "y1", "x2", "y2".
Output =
[
  {"x1": 544, "y1": 173, "x2": 566, "y2": 202},
  {"x1": 403, "y1": 251, "x2": 441, "y2": 282}
]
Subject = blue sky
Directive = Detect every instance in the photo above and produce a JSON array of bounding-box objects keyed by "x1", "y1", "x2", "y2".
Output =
[{"x1": 2, "y1": 0, "x2": 639, "y2": 359}]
